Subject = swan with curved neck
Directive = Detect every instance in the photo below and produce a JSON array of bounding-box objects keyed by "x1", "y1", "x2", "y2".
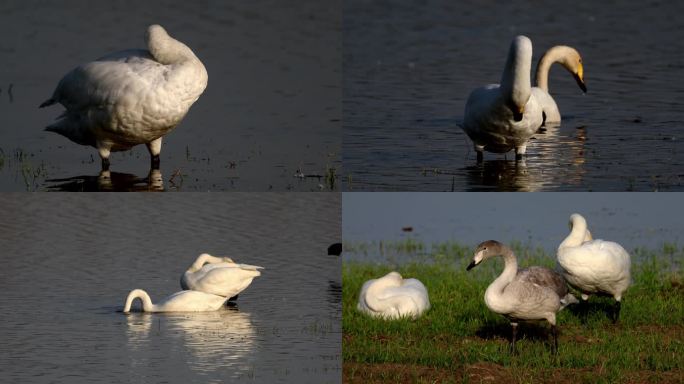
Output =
[
  {"x1": 41, "y1": 24, "x2": 208, "y2": 170},
  {"x1": 181, "y1": 253, "x2": 263, "y2": 299},
  {"x1": 123, "y1": 289, "x2": 228, "y2": 313},
  {"x1": 557, "y1": 213, "x2": 631, "y2": 322},
  {"x1": 463, "y1": 35, "x2": 544, "y2": 161},
  {"x1": 532, "y1": 45, "x2": 586, "y2": 124},
  {"x1": 357, "y1": 271, "x2": 430, "y2": 319},
  {"x1": 467, "y1": 240, "x2": 568, "y2": 353}
]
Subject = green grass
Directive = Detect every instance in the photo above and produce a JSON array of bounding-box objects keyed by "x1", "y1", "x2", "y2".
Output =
[{"x1": 343, "y1": 241, "x2": 684, "y2": 383}]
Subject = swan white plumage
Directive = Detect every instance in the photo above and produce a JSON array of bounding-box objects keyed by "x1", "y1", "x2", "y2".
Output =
[
  {"x1": 557, "y1": 213, "x2": 631, "y2": 322},
  {"x1": 463, "y1": 35, "x2": 543, "y2": 161},
  {"x1": 40, "y1": 24, "x2": 208, "y2": 170},
  {"x1": 123, "y1": 289, "x2": 227, "y2": 313},
  {"x1": 357, "y1": 271, "x2": 430, "y2": 319},
  {"x1": 181, "y1": 253, "x2": 263, "y2": 298},
  {"x1": 532, "y1": 45, "x2": 587, "y2": 124},
  {"x1": 467, "y1": 240, "x2": 568, "y2": 353}
]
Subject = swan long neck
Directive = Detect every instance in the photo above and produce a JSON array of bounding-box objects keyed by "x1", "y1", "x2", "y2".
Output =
[
  {"x1": 559, "y1": 214, "x2": 588, "y2": 249},
  {"x1": 188, "y1": 253, "x2": 225, "y2": 272},
  {"x1": 485, "y1": 246, "x2": 518, "y2": 301},
  {"x1": 535, "y1": 45, "x2": 577, "y2": 92},
  {"x1": 124, "y1": 289, "x2": 154, "y2": 312},
  {"x1": 146, "y1": 25, "x2": 200, "y2": 65},
  {"x1": 501, "y1": 36, "x2": 532, "y2": 111}
]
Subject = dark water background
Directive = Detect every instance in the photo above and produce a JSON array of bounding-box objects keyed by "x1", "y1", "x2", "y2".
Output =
[
  {"x1": 343, "y1": 0, "x2": 684, "y2": 191},
  {"x1": 0, "y1": 0, "x2": 340, "y2": 191},
  {"x1": 0, "y1": 194, "x2": 341, "y2": 383},
  {"x1": 343, "y1": 192, "x2": 684, "y2": 261}
]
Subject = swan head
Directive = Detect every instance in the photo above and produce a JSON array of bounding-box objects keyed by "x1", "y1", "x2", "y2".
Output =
[
  {"x1": 467, "y1": 240, "x2": 505, "y2": 270},
  {"x1": 548, "y1": 46, "x2": 587, "y2": 93},
  {"x1": 145, "y1": 24, "x2": 197, "y2": 64},
  {"x1": 568, "y1": 213, "x2": 587, "y2": 230},
  {"x1": 384, "y1": 271, "x2": 403, "y2": 281}
]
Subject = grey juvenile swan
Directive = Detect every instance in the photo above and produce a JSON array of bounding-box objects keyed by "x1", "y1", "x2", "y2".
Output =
[
  {"x1": 467, "y1": 240, "x2": 576, "y2": 353},
  {"x1": 41, "y1": 25, "x2": 208, "y2": 170}
]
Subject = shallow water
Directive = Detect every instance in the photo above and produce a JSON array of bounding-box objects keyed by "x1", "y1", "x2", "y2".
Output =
[
  {"x1": 343, "y1": 192, "x2": 684, "y2": 261},
  {"x1": 342, "y1": 0, "x2": 684, "y2": 191},
  {"x1": 0, "y1": 194, "x2": 341, "y2": 383},
  {"x1": 0, "y1": 0, "x2": 340, "y2": 191}
]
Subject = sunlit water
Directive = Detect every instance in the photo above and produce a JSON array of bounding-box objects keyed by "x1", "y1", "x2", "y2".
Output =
[
  {"x1": 342, "y1": 0, "x2": 684, "y2": 191},
  {"x1": 0, "y1": 0, "x2": 340, "y2": 191},
  {"x1": 0, "y1": 194, "x2": 341, "y2": 383},
  {"x1": 343, "y1": 192, "x2": 684, "y2": 263}
]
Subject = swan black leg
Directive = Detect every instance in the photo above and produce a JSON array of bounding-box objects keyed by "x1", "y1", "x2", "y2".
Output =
[
  {"x1": 510, "y1": 322, "x2": 518, "y2": 355},
  {"x1": 228, "y1": 294, "x2": 239, "y2": 301},
  {"x1": 102, "y1": 158, "x2": 110, "y2": 171},
  {"x1": 612, "y1": 301, "x2": 621, "y2": 324},
  {"x1": 151, "y1": 154, "x2": 160, "y2": 170},
  {"x1": 515, "y1": 153, "x2": 524, "y2": 161},
  {"x1": 551, "y1": 324, "x2": 558, "y2": 355},
  {"x1": 477, "y1": 151, "x2": 483, "y2": 163}
]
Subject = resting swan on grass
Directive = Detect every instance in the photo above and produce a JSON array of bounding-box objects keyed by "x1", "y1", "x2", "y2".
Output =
[
  {"x1": 467, "y1": 240, "x2": 575, "y2": 354},
  {"x1": 123, "y1": 289, "x2": 227, "y2": 313},
  {"x1": 532, "y1": 45, "x2": 587, "y2": 125},
  {"x1": 40, "y1": 24, "x2": 208, "y2": 170},
  {"x1": 181, "y1": 253, "x2": 263, "y2": 299},
  {"x1": 357, "y1": 271, "x2": 430, "y2": 319},
  {"x1": 557, "y1": 213, "x2": 631, "y2": 323},
  {"x1": 463, "y1": 35, "x2": 543, "y2": 161}
]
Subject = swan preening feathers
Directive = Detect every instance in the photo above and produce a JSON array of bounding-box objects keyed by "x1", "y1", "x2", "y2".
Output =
[
  {"x1": 124, "y1": 253, "x2": 262, "y2": 313},
  {"x1": 557, "y1": 213, "x2": 631, "y2": 322},
  {"x1": 181, "y1": 253, "x2": 264, "y2": 299},
  {"x1": 41, "y1": 24, "x2": 208, "y2": 170},
  {"x1": 357, "y1": 271, "x2": 430, "y2": 320},
  {"x1": 467, "y1": 240, "x2": 571, "y2": 353},
  {"x1": 462, "y1": 35, "x2": 586, "y2": 161}
]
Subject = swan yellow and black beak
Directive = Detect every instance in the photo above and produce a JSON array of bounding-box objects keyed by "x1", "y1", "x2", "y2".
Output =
[{"x1": 574, "y1": 62, "x2": 587, "y2": 93}]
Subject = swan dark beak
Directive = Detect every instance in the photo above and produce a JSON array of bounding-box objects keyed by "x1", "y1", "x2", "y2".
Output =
[
  {"x1": 507, "y1": 101, "x2": 524, "y2": 122},
  {"x1": 574, "y1": 73, "x2": 587, "y2": 93},
  {"x1": 466, "y1": 260, "x2": 478, "y2": 271}
]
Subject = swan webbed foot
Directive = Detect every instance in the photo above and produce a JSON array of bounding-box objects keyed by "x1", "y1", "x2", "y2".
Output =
[{"x1": 151, "y1": 155, "x2": 160, "y2": 170}]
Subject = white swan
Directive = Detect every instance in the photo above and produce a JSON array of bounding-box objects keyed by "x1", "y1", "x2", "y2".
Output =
[
  {"x1": 123, "y1": 289, "x2": 227, "y2": 313},
  {"x1": 357, "y1": 271, "x2": 430, "y2": 319},
  {"x1": 557, "y1": 213, "x2": 631, "y2": 322},
  {"x1": 467, "y1": 240, "x2": 568, "y2": 353},
  {"x1": 532, "y1": 45, "x2": 587, "y2": 124},
  {"x1": 181, "y1": 253, "x2": 263, "y2": 299},
  {"x1": 40, "y1": 24, "x2": 208, "y2": 170},
  {"x1": 463, "y1": 35, "x2": 543, "y2": 161}
]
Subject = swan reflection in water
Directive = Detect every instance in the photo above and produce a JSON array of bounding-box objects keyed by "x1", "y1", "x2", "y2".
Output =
[
  {"x1": 464, "y1": 124, "x2": 589, "y2": 191},
  {"x1": 125, "y1": 307, "x2": 257, "y2": 375},
  {"x1": 46, "y1": 169, "x2": 164, "y2": 191}
]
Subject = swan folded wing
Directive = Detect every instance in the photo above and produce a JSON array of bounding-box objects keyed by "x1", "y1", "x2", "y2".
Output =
[
  {"x1": 517, "y1": 266, "x2": 568, "y2": 297},
  {"x1": 504, "y1": 280, "x2": 560, "y2": 320}
]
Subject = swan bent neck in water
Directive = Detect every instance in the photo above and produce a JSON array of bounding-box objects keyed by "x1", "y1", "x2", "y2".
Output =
[
  {"x1": 532, "y1": 45, "x2": 587, "y2": 124},
  {"x1": 557, "y1": 213, "x2": 631, "y2": 322},
  {"x1": 462, "y1": 35, "x2": 543, "y2": 161},
  {"x1": 41, "y1": 24, "x2": 208, "y2": 170},
  {"x1": 181, "y1": 253, "x2": 263, "y2": 299},
  {"x1": 357, "y1": 271, "x2": 430, "y2": 319},
  {"x1": 467, "y1": 240, "x2": 573, "y2": 353},
  {"x1": 123, "y1": 289, "x2": 227, "y2": 313}
]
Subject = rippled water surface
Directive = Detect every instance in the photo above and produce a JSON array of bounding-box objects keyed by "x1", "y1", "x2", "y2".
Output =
[
  {"x1": 343, "y1": 0, "x2": 684, "y2": 191},
  {"x1": 343, "y1": 192, "x2": 684, "y2": 261},
  {"x1": 0, "y1": 194, "x2": 341, "y2": 383},
  {"x1": 0, "y1": 0, "x2": 340, "y2": 191}
]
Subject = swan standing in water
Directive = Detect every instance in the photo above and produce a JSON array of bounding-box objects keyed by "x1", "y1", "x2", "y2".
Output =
[
  {"x1": 40, "y1": 25, "x2": 208, "y2": 170},
  {"x1": 532, "y1": 46, "x2": 587, "y2": 125},
  {"x1": 467, "y1": 240, "x2": 572, "y2": 354},
  {"x1": 123, "y1": 289, "x2": 228, "y2": 313},
  {"x1": 557, "y1": 213, "x2": 631, "y2": 323},
  {"x1": 181, "y1": 253, "x2": 263, "y2": 299},
  {"x1": 357, "y1": 271, "x2": 430, "y2": 319},
  {"x1": 463, "y1": 36, "x2": 543, "y2": 161}
]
